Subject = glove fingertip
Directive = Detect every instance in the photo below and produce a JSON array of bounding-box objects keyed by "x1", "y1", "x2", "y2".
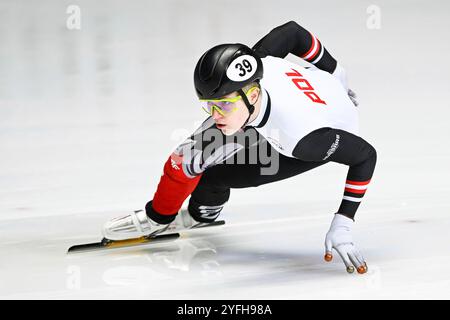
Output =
[
  {"x1": 325, "y1": 239, "x2": 332, "y2": 251},
  {"x1": 357, "y1": 265, "x2": 368, "y2": 274},
  {"x1": 346, "y1": 266, "x2": 355, "y2": 274}
]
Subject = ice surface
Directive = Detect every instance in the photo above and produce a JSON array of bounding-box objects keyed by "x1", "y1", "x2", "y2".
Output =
[{"x1": 1, "y1": 0, "x2": 450, "y2": 299}]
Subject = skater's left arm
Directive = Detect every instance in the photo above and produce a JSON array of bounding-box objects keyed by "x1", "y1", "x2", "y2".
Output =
[
  {"x1": 292, "y1": 127, "x2": 377, "y2": 273},
  {"x1": 252, "y1": 21, "x2": 338, "y2": 74},
  {"x1": 253, "y1": 21, "x2": 357, "y2": 105},
  {"x1": 293, "y1": 127, "x2": 377, "y2": 219}
]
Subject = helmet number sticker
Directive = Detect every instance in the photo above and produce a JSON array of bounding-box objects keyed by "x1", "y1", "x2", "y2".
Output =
[
  {"x1": 226, "y1": 55, "x2": 257, "y2": 82},
  {"x1": 236, "y1": 59, "x2": 252, "y2": 76}
]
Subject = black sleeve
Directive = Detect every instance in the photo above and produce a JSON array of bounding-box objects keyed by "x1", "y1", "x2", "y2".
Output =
[
  {"x1": 292, "y1": 127, "x2": 377, "y2": 219},
  {"x1": 252, "y1": 21, "x2": 338, "y2": 73}
]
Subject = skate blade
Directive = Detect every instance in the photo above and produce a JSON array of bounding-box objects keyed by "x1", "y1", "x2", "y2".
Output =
[
  {"x1": 67, "y1": 220, "x2": 225, "y2": 254},
  {"x1": 191, "y1": 220, "x2": 225, "y2": 229},
  {"x1": 67, "y1": 233, "x2": 180, "y2": 254}
]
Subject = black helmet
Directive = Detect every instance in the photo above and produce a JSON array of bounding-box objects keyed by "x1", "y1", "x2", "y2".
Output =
[{"x1": 194, "y1": 43, "x2": 263, "y2": 100}]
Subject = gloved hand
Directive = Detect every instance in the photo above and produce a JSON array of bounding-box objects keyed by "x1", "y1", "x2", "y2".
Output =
[
  {"x1": 332, "y1": 63, "x2": 359, "y2": 107},
  {"x1": 332, "y1": 63, "x2": 349, "y2": 91},
  {"x1": 347, "y1": 88, "x2": 359, "y2": 107},
  {"x1": 324, "y1": 213, "x2": 368, "y2": 274}
]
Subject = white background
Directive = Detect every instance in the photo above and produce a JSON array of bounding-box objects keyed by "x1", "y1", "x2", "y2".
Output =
[{"x1": 0, "y1": 0, "x2": 449, "y2": 299}]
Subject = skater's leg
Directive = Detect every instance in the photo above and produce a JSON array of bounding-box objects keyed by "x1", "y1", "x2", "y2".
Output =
[
  {"x1": 188, "y1": 183, "x2": 230, "y2": 223},
  {"x1": 188, "y1": 143, "x2": 328, "y2": 222}
]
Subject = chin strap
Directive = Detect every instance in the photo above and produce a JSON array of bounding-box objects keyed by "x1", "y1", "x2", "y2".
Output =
[{"x1": 238, "y1": 88, "x2": 257, "y2": 129}]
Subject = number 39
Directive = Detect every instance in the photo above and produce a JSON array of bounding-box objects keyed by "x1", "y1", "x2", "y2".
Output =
[{"x1": 235, "y1": 59, "x2": 253, "y2": 77}]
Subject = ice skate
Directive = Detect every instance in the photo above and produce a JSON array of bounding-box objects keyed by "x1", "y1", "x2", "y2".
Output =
[
  {"x1": 67, "y1": 208, "x2": 225, "y2": 254},
  {"x1": 102, "y1": 207, "x2": 222, "y2": 241}
]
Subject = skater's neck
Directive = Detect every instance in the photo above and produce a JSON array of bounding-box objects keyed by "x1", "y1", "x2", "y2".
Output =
[{"x1": 247, "y1": 88, "x2": 266, "y2": 127}]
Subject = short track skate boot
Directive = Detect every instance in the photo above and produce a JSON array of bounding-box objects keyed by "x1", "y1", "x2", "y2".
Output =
[
  {"x1": 68, "y1": 208, "x2": 225, "y2": 253},
  {"x1": 102, "y1": 208, "x2": 201, "y2": 241}
]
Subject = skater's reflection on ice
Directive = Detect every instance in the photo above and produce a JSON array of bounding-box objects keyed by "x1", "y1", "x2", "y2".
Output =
[{"x1": 101, "y1": 239, "x2": 222, "y2": 286}]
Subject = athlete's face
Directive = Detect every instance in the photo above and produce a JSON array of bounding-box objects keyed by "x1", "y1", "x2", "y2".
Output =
[{"x1": 211, "y1": 88, "x2": 260, "y2": 136}]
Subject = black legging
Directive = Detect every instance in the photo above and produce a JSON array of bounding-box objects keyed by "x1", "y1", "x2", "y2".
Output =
[{"x1": 188, "y1": 142, "x2": 328, "y2": 222}]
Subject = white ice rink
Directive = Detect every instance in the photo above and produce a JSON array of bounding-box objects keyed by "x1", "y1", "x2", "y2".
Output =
[{"x1": 1, "y1": 0, "x2": 450, "y2": 299}]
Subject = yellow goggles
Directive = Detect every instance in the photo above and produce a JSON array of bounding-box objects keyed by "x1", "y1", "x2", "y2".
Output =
[{"x1": 200, "y1": 86, "x2": 258, "y2": 116}]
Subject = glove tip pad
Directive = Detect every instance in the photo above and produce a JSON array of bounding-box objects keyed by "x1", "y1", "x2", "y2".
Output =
[
  {"x1": 357, "y1": 263, "x2": 368, "y2": 274},
  {"x1": 346, "y1": 266, "x2": 355, "y2": 273}
]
